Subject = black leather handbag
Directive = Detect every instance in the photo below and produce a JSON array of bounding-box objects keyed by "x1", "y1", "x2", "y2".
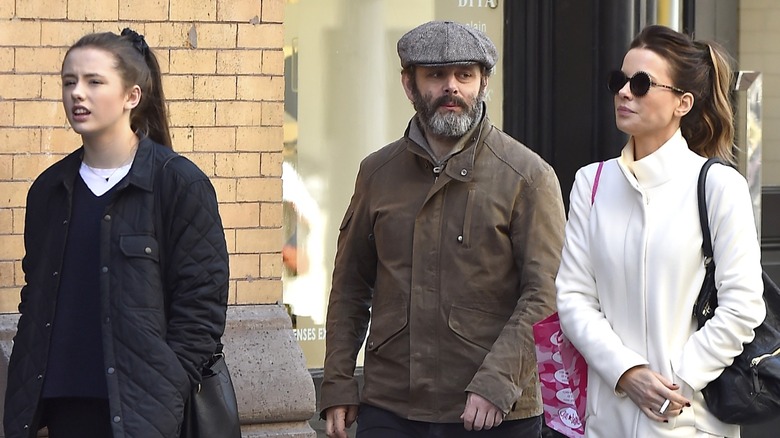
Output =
[
  {"x1": 180, "y1": 343, "x2": 242, "y2": 438},
  {"x1": 693, "y1": 157, "x2": 780, "y2": 424}
]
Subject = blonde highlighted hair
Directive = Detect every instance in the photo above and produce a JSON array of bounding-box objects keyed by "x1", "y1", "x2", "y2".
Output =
[{"x1": 630, "y1": 25, "x2": 735, "y2": 164}]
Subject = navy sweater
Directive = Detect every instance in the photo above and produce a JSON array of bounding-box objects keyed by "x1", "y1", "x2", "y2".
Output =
[{"x1": 42, "y1": 176, "x2": 116, "y2": 399}]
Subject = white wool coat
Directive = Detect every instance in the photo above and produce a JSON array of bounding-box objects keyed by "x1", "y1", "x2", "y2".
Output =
[{"x1": 556, "y1": 130, "x2": 765, "y2": 438}]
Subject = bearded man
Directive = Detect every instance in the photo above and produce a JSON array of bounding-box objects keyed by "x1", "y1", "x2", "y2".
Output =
[{"x1": 320, "y1": 21, "x2": 566, "y2": 438}]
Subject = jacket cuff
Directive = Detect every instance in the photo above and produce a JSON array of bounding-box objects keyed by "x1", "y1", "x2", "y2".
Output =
[
  {"x1": 319, "y1": 377, "x2": 361, "y2": 419},
  {"x1": 609, "y1": 357, "x2": 650, "y2": 396},
  {"x1": 465, "y1": 372, "x2": 519, "y2": 413}
]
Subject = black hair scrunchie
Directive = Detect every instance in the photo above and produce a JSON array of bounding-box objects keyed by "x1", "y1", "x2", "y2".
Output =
[{"x1": 121, "y1": 28, "x2": 149, "y2": 57}]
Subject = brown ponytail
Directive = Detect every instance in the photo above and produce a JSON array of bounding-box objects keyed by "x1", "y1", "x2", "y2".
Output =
[{"x1": 629, "y1": 25, "x2": 735, "y2": 164}]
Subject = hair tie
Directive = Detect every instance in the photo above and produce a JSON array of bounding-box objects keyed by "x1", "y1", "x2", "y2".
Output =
[
  {"x1": 696, "y1": 41, "x2": 718, "y2": 76},
  {"x1": 121, "y1": 28, "x2": 149, "y2": 57}
]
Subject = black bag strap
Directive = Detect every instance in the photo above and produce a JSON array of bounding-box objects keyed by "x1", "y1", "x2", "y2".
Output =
[{"x1": 697, "y1": 157, "x2": 726, "y2": 259}]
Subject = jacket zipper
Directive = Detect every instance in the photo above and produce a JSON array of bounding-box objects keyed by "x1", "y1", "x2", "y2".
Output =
[
  {"x1": 433, "y1": 165, "x2": 443, "y2": 183},
  {"x1": 751, "y1": 347, "x2": 780, "y2": 367},
  {"x1": 750, "y1": 347, "x2": 780, "y2": 393}
]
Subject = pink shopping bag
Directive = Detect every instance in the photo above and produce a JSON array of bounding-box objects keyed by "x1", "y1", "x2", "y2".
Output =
[{"x1": 533, "y1": 312, "x2": 587, "y2": 438}]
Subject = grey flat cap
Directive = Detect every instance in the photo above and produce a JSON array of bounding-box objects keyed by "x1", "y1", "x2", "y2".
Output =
[{"x1": 397, "y1": 21, "x2": 498, "y2": 70}]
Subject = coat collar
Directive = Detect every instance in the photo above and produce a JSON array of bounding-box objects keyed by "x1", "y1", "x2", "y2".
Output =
[
  {"x1": 53, "y1": 135, "x2": 162, "y2": 194},
  {"x1": 618, "y1": 129, "x2": 693, "y2": 189},
  {"x1": 404, "y1": 103, "x2": 490, "y2": 183}
]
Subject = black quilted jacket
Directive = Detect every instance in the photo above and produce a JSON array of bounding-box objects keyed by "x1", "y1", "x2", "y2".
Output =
[{"x1": 4, "y1": 137, "x2": 229, "y2": 438}]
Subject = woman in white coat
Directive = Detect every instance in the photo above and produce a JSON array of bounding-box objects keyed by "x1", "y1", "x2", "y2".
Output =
[{"x1": 556, "y1": 25, "x2": 766, "y2": 438}]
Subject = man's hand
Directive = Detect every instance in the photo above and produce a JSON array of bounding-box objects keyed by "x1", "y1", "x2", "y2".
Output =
[
  {"x1": 460, "y1": 392, "x2": 505, "y2": 431},
  {"x1": 325, "y1": 405, "x2": 359, "y2": 438},
  {"x1": 617, "y1": 365, "x2": 691, "y2": 422}
]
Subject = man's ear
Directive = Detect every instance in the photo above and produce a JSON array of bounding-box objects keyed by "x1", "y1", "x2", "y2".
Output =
[
  {"x1": 675, "y1": 92, "x2": 694, "y2": 117},
  {"x1": 401, "y1": 72, "x2": 415, "y2": 101},
  {"x1": 125, "y1": 85, "x2": 142, "y2": 110}
]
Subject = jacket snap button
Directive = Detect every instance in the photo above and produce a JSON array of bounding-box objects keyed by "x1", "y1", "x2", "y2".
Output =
[
  {"x1": 52, "y1": 271, "x2": 58, "y2": 277},
  {"x1": 113, "y1": 416, "x2": 121, "y2": 423},
  {"x1": 368, "y1": 341, "x2": 374, "y2": 349},
  {"x1": 457, "y1": 235, "x2": 463, "y2": 243},
  {"x1": 45, "y1": 322, "x2": 51, "y2": 328},
  {"x1": 37, "y1": 374, "x2": 43, "y2": 380},
  {"x1": 460, "y1": 169, "x2": 468, "y2": 176},
  {"x1": 23, "y1": 425, "x2": 29, "y2": 430},
  {"x1": 102, "y1": 266, "x2": 108, "y2": 273},
  {"x1": 104, "y1": 215, "x2": 111, "y2": 221},
  {"x1": 145, "y1": 247, "x2": 152, "y2": 254},
  {"x1": 107, "y1": 367, "x2": 115, "y2": 374},
  {"x1": 62, "y1": 220, "x2": 68, "y2": 225}
]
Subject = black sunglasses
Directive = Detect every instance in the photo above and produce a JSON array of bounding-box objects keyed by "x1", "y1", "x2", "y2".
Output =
[{"x1": 607, "y1": 70, "x2": 686, "y2": 96}]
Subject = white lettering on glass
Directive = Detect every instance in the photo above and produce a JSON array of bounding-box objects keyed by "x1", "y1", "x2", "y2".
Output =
[
  {"x1": 466, "y1": 21, "x2": 487, "y2": 33},
  {"x1": 293, "y1": 327, "x2": 327, "y2": 341},
  {"x1": 458, "y1": 0, "x2": 498, "y2": 8}
]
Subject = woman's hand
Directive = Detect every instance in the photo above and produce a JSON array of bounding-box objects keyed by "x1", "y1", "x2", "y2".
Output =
[{"x1": 617, "y1": 365, "x2": 691, "y2": 422}]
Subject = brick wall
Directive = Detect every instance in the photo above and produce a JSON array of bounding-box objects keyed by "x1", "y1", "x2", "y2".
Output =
[
  {"x1": 740, "y1": 0, "x2": 780, "y2": 185},
  {"x1": 0, "y1": 0, "x2": 286, "y2": 312}
]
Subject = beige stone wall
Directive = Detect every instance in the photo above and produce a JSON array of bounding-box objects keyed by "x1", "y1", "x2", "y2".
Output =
[
  {"x1": 740, "y1": 0, "x2": 780, "y2": 185},
  {"x1": 0, "y1": 0, "x2": 286, "y2": 312}
]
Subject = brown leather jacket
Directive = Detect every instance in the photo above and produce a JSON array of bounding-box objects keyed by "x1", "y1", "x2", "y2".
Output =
[{"x1": 320, "y1": 114, "x2": 565, "y2": 422}]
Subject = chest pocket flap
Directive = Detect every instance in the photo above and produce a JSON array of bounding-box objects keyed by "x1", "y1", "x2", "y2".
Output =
[{"x1": 120, "y1": 234, "x2": 160, "y2": 262}]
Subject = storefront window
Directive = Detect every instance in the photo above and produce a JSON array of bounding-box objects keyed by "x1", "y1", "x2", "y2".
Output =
[{"x1": 283, "y1": 0, "x2": 504, "y2": 368}]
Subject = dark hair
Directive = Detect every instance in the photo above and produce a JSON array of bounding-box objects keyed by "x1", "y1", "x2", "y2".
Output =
[
  {"x1": 63, "y1": 29, "x2": 172, "y2": 148},
  {"x1": 630, "y1": 25, "x2": 734, "y2": 163}
]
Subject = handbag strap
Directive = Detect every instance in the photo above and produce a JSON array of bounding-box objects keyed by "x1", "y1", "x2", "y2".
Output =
[
  {"x1": 591, "y1": 161, "x2": 604, "y2": 205},
  {"x1": 697, "y1": 157, "x2": 725, "y2": 258}
]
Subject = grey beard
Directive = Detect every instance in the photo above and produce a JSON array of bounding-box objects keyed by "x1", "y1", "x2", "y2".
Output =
[
  {"x1": 412, "y1": 87, "x2": 485, "y2": 139},
  {"x1": 427, "y1": 100, "x2": 483, "y2": 138}
]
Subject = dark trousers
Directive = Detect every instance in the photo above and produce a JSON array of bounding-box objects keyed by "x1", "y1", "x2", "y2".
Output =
[
  {"x1": 355, "y1": 403, "x2": 542, "y2": 438},
  {"x1": 41, "y1": 397, "x2": 113, "y2": 438}
]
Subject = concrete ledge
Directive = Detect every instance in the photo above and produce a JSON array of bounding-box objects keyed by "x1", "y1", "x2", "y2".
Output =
[
  {"x1": 0, "y1": 313, "x2": 15, "y2": 428},
  {"x1": 0, "y1": 304, "x2": 316, "y2": 437},
  {"x1": 240, "y1": 421, "x2": 317, "y2": 438},
  {"x1": 225, "y1": 305, "x2": 317, "y2": 424}
]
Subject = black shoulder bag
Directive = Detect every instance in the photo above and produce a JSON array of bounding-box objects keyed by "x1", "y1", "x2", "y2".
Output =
[
  {"x1": 155, "y1": 156, "x2": 241, "y2": 438},
  {"x1": 179, "y1": 342, "x2": 242, "y2": 438},
  {"x1": 694, "y1": 157, "x2": 780, "y2": 424}
]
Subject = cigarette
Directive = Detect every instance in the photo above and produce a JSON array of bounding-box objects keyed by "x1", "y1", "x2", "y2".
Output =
[{"x1": 659, "y1": 399, "x2": 671, "y2": 415}]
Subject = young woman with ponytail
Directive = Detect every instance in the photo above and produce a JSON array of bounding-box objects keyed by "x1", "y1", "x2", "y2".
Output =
[
  {"x1": 4, "y1": 29, "x2": 229, "y2": 438},
  {"x1": 556, "y1": 25, "x2": 765, "y2": 437}
]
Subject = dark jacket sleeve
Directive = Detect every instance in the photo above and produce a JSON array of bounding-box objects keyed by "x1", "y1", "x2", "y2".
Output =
[{"x1": 159, "y1": 160, "x2": 230, "y2": 386}]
